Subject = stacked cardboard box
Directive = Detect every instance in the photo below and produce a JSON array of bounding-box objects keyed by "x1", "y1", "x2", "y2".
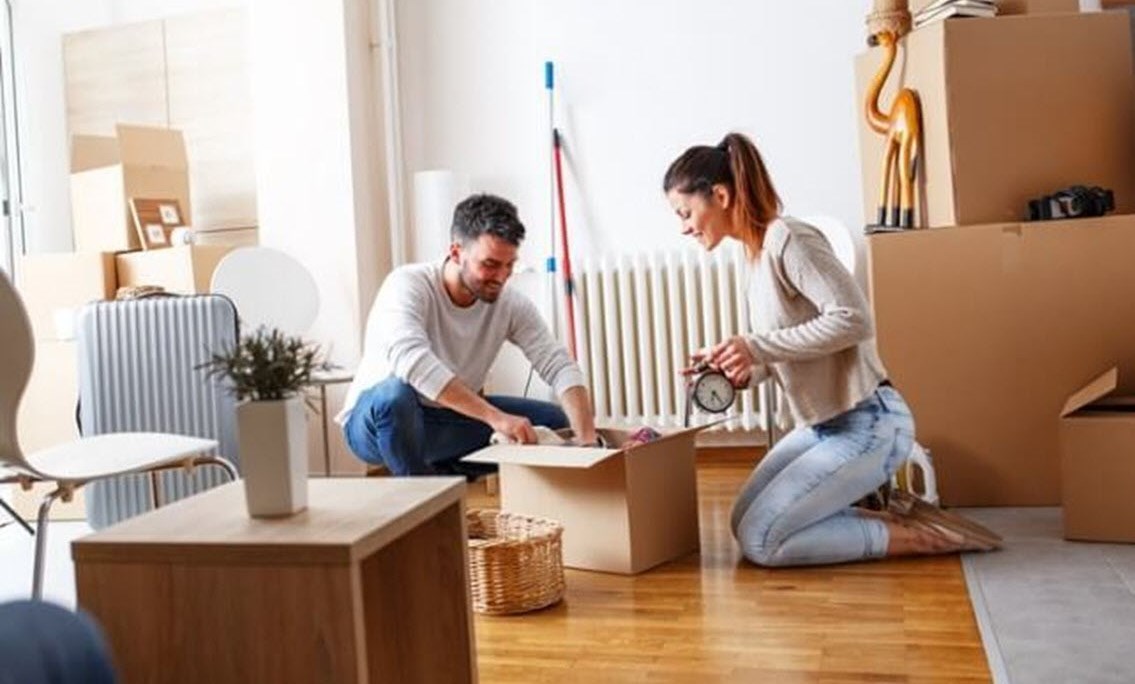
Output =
[
  {"x1": 858, "y1": 9, "x2": 1135, "y2": 540},
  {"x1": 7, "y1": 125, "x2": 237, "y2": 520},
  {"x1": 7, "y1": 253, "x2": 116, "y2": 520}
]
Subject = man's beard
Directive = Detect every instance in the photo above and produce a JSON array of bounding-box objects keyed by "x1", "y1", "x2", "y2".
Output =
[{"x1": 458, "y1": 266, "x2": 503, "y2": 303}]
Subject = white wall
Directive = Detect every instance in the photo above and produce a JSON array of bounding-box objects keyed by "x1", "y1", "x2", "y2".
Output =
[
  {"x1": 395, "y1": 0, "x2": 877, "y2": 396},
  {"x1": 249, "y1": 0, "x2": 389, "y2": 367},
  {"x1": 12, "y1": 0, "x2": 247, "y2": 254},
  {"x1": 396, "y1": 0, "x2": 875, "y2": 275}
]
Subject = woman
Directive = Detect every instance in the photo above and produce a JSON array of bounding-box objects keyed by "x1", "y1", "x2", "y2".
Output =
[{"x1": 664, "y1": 132, "x2": 999, "y2": 567}]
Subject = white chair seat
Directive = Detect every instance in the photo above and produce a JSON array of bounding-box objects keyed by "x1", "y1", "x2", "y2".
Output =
[{"x1": 26, "y1": 433, "x2": 218, "y2": 481}]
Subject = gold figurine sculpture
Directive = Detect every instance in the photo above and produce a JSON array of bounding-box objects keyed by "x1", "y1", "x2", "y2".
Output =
[{"x1": 865, "y1": 1, "x2": 922, "y2": 231}]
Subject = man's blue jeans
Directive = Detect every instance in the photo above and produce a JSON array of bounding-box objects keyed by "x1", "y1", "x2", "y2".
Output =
[
  {"x1": 731, "y1": 385, "x2": 915, "y2": 567},
  {"x1": 343, "y1": 376, "x2": 569, "y2": 477}
]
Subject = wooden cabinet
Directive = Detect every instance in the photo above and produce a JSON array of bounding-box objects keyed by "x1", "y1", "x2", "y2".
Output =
[
  {"x1": 73, "y1": 478, "x2": 477, "y2": 683},
  {"x1": 63, "y1": 9, "x2": 257, "y2": 238}
]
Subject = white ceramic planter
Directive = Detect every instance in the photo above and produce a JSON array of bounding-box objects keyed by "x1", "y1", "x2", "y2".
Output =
[{"x1": 236, "y1": 395, "x2": 308, "y2": 517}]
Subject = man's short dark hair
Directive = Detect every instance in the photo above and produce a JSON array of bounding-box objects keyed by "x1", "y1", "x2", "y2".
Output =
[{"x1": 451, "y1": 194, "x2": 526, "y2": 246}]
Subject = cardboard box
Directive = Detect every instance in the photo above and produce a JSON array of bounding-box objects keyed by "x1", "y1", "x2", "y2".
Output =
[
  {"x1": 10, "y1": 339, "x2": 87, "y2": 521},
  {"x1": 464, "y1": 426, "x2": 703, "y2": 574},
  {"x1": 15, "y1": 252, "x2": 116, "y2": 340},
  {"x1": 868, "y1": 215, "x2": 1135, "y2": 506},
  {"x1": 115, "y1": 245, "x2": 235, "y2": 295},
  {"x1": 855, "y1": 12, "x2": 1135, "y2": 229},
  {"x1": 997, "y1": 0, "x2": 1079, "y2": 13},
  {"x1": 1059, "y1": 368, "x2": 1135, "y2": 542},
  {"x1": 16, "y1": 340, "x2": 80, "y2": 454},
  {"x1": 71, "y1": 124, "x2": 191, "y2": 253}
]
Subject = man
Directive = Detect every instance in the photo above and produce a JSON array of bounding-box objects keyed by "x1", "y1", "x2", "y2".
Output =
[{"x1": 339, "y1": 193, "x2": 597, "y2": 477}]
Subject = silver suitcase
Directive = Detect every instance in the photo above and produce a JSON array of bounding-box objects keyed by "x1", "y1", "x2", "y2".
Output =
[{"x1": 76, "y1": 295, "x2": 240, "y2": 528}]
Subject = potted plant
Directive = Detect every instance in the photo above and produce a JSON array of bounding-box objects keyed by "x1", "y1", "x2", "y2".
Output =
[{"x1": 200, "y1": 327, "x2": 334, "y2": 517}]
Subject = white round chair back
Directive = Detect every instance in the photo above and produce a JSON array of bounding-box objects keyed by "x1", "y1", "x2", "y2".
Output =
[{"x1": 210, "y1": 247, "x2": 319, "y2": 335}]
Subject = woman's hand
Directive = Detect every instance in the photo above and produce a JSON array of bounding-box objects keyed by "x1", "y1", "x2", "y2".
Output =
[{"x1": 693, "y1": 336, "x2": 757, "y2": 388}]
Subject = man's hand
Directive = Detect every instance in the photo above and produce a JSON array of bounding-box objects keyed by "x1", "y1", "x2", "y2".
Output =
[{"x1": 490, "y1": 412, "x2": 538, "y2": 444}]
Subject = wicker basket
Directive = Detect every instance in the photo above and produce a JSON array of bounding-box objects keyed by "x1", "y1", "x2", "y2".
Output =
[{"x1": 466, "y1": 509, "x2": 565, "y2": 615}]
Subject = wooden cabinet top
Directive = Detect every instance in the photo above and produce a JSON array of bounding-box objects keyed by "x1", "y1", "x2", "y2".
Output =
[{"x1": 72, "y1": 478, "x2": 466, "y2": 565}]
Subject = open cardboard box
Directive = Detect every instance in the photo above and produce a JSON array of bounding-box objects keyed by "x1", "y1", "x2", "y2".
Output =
[
  {"x1": 464, "y1": 425, "x2": 707, "y2": 574},
  {"x1": 115, "y1": 245, "x2": 235, "y2": 295},
  {"x1": 1059, "y1": 368, "x2": 1135, "y2": 543},
  {"x1": 70, "y1": 124, "x2": 191, "y2": 253}
]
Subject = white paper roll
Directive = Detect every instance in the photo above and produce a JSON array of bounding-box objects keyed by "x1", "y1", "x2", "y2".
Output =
[
  {"x1": 413, "y1": 170, "x2": 468, "y2": 261},
  {"x1": 170, "y1": 227, "x2": 196, "y2": 246}
]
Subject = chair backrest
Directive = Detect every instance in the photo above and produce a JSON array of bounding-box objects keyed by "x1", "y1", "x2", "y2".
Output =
[{"x1": 0, "y1": 270, "x2": 34, "y2": 469}]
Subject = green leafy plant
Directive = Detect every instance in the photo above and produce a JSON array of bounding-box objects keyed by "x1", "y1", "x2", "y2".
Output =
[{"x1": 198, "y1": 327, "x2": 335, "y2": 403}]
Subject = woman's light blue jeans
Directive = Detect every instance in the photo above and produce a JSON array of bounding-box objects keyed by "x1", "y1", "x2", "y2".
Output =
[{"x1": 731, "y1": 385, "x2": 915, "y2": 567}]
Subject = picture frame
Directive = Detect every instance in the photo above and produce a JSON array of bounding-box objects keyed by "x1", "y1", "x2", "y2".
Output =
[{"x1": 130, "y1": 198, "x2": 184, "y2": 250}]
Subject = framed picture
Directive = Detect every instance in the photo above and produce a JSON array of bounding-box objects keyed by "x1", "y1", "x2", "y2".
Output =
[{"x1": 130, "y1": 198, "x2": 184, "y2": 250}]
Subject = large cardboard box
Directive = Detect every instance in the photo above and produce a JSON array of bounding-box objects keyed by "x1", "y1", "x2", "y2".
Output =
[
  {"x1": 868, "y1": 215, "x2": 1135, "y2": 506},
  {"x1": 15, "y1": 252, "x2": 116, "y2": 340},
  {"x1": 10, "y1": 340, "x2": 87, "y2": 521},
  {"x1": 464, "y1": 426, "x2": 703, "y2": 574},
  {"x1": 1058, "y1": 368, "x2": 1135, "y2": 543},
  {"x1": 855, "y1": 12, "x2": 1135, "y2": 229},
  {"x1": 71, "y1": 124, "x2": 191, "y2": 253},
  {"x1": 115, "y1": 245, "x2": 234, "y2": 295}
]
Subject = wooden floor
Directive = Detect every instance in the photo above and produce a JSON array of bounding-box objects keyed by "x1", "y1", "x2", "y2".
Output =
[{"x1": 465, "y1": 451, "x2": 990, "y2": 683}]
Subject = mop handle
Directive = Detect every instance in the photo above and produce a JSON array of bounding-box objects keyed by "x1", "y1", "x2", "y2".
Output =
[{"x1": 553, "y1": 128, "x2": 578, "y2": 360}]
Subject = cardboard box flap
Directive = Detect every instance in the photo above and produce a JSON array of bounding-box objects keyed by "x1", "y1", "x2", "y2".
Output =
[
  {"x1": 115, "y1": 124, "x2": 188, "y2": 169},
  {"x1": 1061, "y1": 367, "x2": 1119, "y2": 417},
  {"x1": 71, "y1": 135, "x2": 120, "y2": 173},
  {"x1": 462, "y1": 444, "x2": 617, "y2": 469}
]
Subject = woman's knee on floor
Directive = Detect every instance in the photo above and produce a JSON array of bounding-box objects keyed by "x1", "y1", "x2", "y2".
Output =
[{"x1": 734, "y1": 507, "x2": 794, "y2": 568}]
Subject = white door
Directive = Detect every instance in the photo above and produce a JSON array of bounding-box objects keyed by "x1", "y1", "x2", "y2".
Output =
[{"x1": 0, "y1": 0, "x2": 21, "y2": 277}]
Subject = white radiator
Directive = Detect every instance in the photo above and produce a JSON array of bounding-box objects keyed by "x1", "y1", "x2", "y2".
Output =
[{"x1": 571, "y1": 244, "x2": 777, "y2": 442}]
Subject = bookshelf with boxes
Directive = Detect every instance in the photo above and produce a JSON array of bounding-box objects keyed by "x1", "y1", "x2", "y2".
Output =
[{"x1": 859, "y1": 5, "x2": 1135, "y2": 540}]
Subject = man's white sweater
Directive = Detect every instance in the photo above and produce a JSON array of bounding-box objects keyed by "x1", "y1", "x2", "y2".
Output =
[{"x1": 338, "y1": 260, "x2": 584, "y2": 425}]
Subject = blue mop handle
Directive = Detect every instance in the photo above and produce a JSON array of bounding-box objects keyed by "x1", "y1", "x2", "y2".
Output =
[{"x1": 545, "y1": 61, "x2": 554, "y2": 91}]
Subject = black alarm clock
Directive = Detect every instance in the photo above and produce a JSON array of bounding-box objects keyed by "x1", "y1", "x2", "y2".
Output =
[{"x1": 683, "y1": 363, "x2": 736, "y2": 427}]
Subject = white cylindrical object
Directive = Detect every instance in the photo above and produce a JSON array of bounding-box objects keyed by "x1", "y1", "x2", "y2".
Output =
[
  {"x1": 413, "y1": 170, "x2": 467, "y2": 261},
  {"x1": 169, "y1": 227, "x2": 196, "y2": 246}
]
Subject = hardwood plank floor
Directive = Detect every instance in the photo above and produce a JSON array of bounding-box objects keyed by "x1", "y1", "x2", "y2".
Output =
[{"x1": 466, "y1": 453, "x2": 990, "y2": 683}]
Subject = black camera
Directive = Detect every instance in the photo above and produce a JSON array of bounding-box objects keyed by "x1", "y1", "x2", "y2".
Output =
[{"x1": 1028, "y1": 185, "x2": 1115, "y2": 222}]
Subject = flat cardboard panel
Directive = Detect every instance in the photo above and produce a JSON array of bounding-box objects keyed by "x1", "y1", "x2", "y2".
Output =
[
  {"x1": 70, "y1": 135, "x2": 119, "y2": 172},
  {"x1": 71, "y1": 168, "x2": 132, "y2": 253},
  {"x1": 15, "y1": 253, "x2": 117, "y2": 340},
  {"x1": 165, "y1": 8, "x2": 258, "y2": 231},
  {"x1": 115, "y1": 124, "x2": 188, "y2": 168},
  {"x1": 868, "y1": 215, "x2": 1135, "y2": 506},
  {"x1": 1061, "y1": 368, "x2": 1119, "y2": 417},
  {"x1": 1059, "y1": 416, "x2": 1135, "y2": 542},
  {"x1": 856, "y1": 12, "x2": 1135, "y2": 229},
  {"x1": 62, "y1": 20, "x2": 167, "y2": 137},
  {"x1": 464, "y1": 444, "x2": 615, "y2": 468},
  {"x1": 16, "y1": 340, "x2": 79, "y2": 454},
  {"x1": 115, "y1": 245, "x2": 234, "y2": 295},
  {"x1": 499, "y1": 459, "x2": 634, "y2": 573},
  {"x1": 625, "y1": 433, "x2": 700, "y2": 573}
]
